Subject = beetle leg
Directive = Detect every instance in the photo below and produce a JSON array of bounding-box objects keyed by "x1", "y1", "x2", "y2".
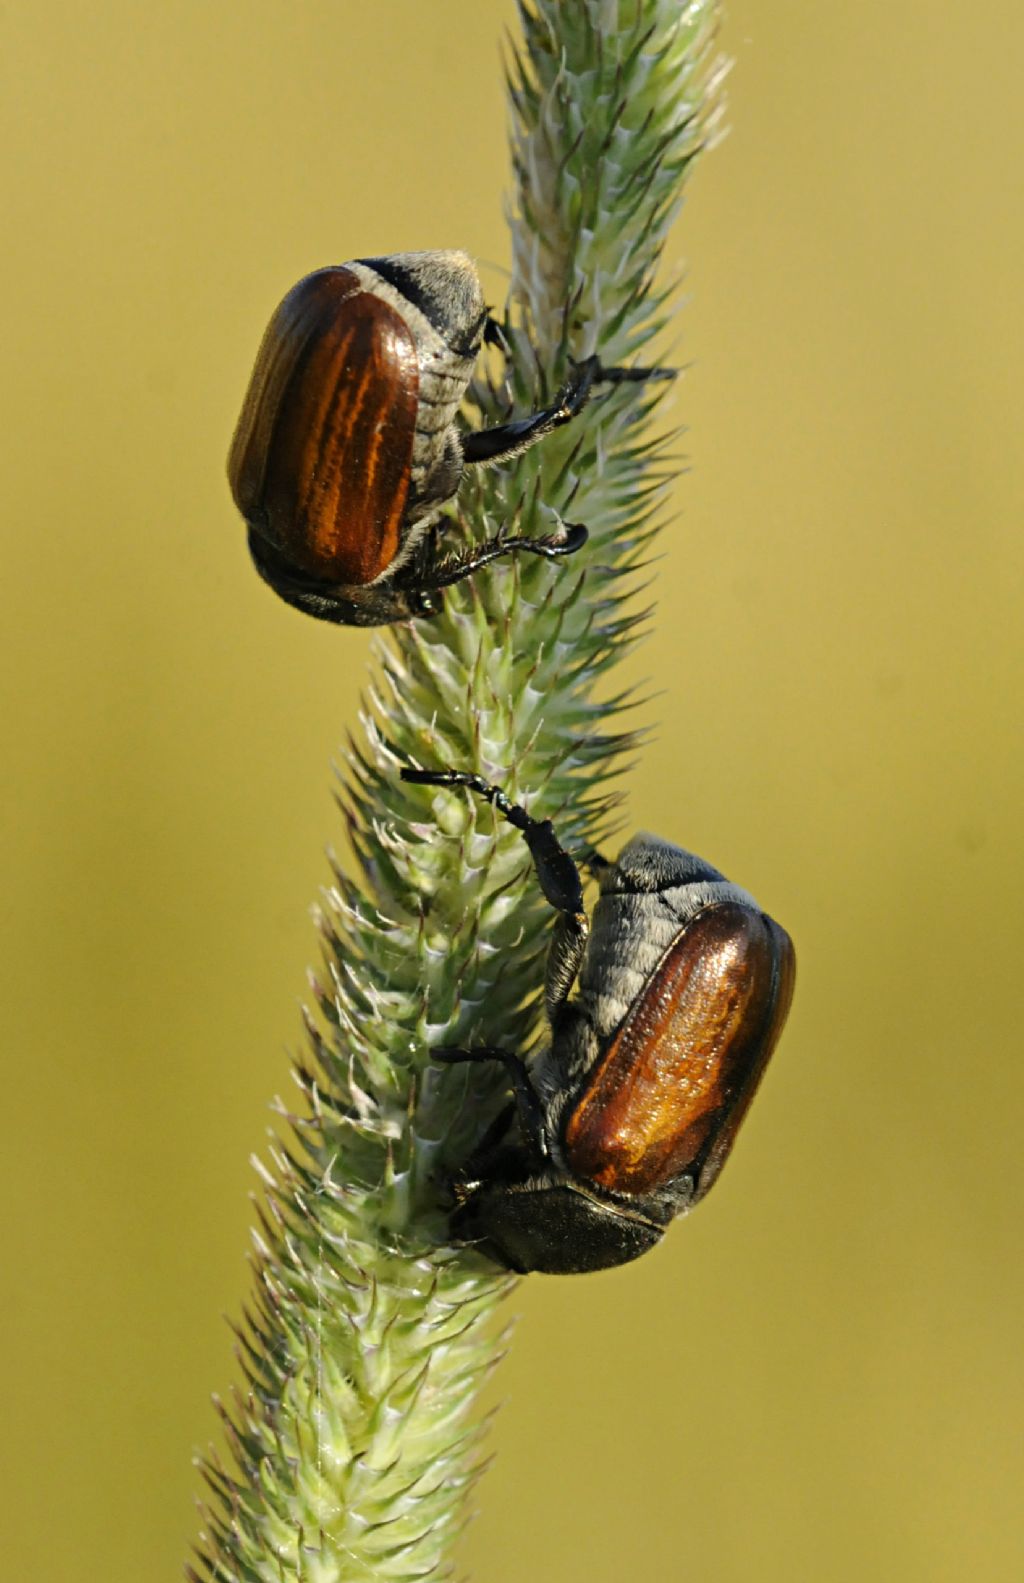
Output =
[
  {"x1": 401, "y1": 768, "x2": 584, "y2": 913},
  {"x1": 481, "y1": 314, "x2": 511, "y2": 354},
  {"x1": 410, "y1": 519, "x2": 441, "y2": 580},
  {"x1": 421, "y1": 521, "x2": 588, "y2": 592},
  {"x1": 461, "y1": 354, "x2": 673, "y2": 466},
  {"x1": 434, "y1": 1046, "x2": 550, "y2": 1156},
  {"x1": 447, "y1": 1100, "x2": 518, "y2": 1202},
  {"x1": 460, "y1": 358, "x2": 600, "y2": 464},
  {"x1": 545, "y1": 910, "x2": 590, "y2": 1028},
  {"x1": 595, "y1": 360, "x2": 676, "y2": 386},
  {"x1": 401, "y1": 767, "x2": 591, "y2": 1023}
]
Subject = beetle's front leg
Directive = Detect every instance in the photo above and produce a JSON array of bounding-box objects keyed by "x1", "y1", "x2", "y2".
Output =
[
  {"x1": 433, "y1": 1046, "x2": 550, "y2": 1156},
  {"x1": 401, "y1": 768, "x2": 585, "y2": 913},
  {"x1": 401, "y1": 766, "x2": 591, "y2": 1023},
  {"x1": 461, "y1": 358, "x2": 599, "y2": 465},
  {"x1": 422, "y1": 521, "x2": 588, "y2": 593},
  {"x1": 461, "y1": 354, "x2": 674, "y2": 467}
]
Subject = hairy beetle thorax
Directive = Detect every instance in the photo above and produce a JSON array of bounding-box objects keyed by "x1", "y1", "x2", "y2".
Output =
[
  {"x1": 575, "y1": 866, "x2": 757, "y2": 1042},
  {"x1": 350, "y1": 253, "x2": 485, "y2": 570}
]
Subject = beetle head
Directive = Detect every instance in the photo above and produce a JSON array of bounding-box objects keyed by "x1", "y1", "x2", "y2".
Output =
[{"x1": 451, "y1": 1167, "x2": 667, "y2": 1275}]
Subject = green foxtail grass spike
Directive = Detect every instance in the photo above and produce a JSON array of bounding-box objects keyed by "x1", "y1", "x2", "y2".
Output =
[{"x1": 191, "y1": 3, "x2": 725, "y2": 1578}]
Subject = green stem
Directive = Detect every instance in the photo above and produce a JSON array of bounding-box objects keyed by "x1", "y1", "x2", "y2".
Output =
[{"x1": 192, "y1": 3, "x2": 722, "y2": 1578}]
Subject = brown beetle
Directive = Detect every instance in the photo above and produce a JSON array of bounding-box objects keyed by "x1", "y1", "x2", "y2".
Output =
[
  {"x1": 229, "y1": 250, "x2": 652, "y2": 626},
  {"x1": 401, "y1": 767, "x2": 796, "y2": 1274}
]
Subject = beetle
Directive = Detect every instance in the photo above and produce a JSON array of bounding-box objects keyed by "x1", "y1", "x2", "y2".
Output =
[
  {"x1": 401, "y1": 767, "x2": 796, "y2": 1274},
  {"x1": 229, "y1": 249, "x2": 660, "y2": 626}
]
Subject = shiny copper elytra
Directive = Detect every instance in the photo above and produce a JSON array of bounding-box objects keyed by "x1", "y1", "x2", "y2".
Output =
[
  {"x1": 698, "y1": 918, "x2": 795, "y2": 1199},
  {"x1": 565, "y1": 904, "x2": 794, "y2": 1198},
  {"x1": 228, "y1": 267, "x2": 419, "y2": 586}
]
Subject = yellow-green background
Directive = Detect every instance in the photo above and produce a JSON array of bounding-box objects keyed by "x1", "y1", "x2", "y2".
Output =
[{"x1": 3, "y1": 2, "x2": 1021, "y2": 1578}]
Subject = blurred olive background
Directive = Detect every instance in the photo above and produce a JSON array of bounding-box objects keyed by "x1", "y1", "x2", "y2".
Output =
[{"x1": 3, "y1": 2, "x2": 1022, "y2": 1579}]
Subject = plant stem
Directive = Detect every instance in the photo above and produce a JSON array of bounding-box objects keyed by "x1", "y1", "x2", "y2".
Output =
[{"x1": 192, "y1": 3, "x2": 723, "y2": 1578}]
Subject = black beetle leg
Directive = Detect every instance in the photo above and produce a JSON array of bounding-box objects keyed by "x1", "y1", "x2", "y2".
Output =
[
  {"x1": 592, "y1": 358, "x2": 676, "y2": 386},
  {"x1": 400, "y1": 767, "x2": 590, "y2": 1025},
  {"x1": 543, "y1": 911, "x2": 589, "y2": 1030},
  {"x1": 482, "y1": 314, "x2": 511, "y2": 355},
  {"x1": 419, "y1": 519, "x2": 442, "y2": 574},
  {"x1": 447, "y1": 1100, "x2": 517, "y2": 1204},
  {"x1": 461, "y1": 353, "x2": 673, "y2": 468},
  {"x1": 394, "y1": 522, "x2": 445, "y2": 619},
  {"x1": 460, "y1": 358, "x2": 600, "y2": 465},
  {"x1": 401, "y1": 769, "x2": 584, "y2": 912},
  {"x1": 423, "y1": 521, "x2": 588, "y2": 593},
  {"x1": 434, "y1": 1046, "x2": 550, "y2": 1156},
  {"x1": 402, "y1": 519, "x2": 437, "y2": 590}
]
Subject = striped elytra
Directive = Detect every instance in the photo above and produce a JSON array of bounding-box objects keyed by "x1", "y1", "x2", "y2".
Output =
[{"x1": 229, "y1": 267, "x2": 420, "y2": 587}]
